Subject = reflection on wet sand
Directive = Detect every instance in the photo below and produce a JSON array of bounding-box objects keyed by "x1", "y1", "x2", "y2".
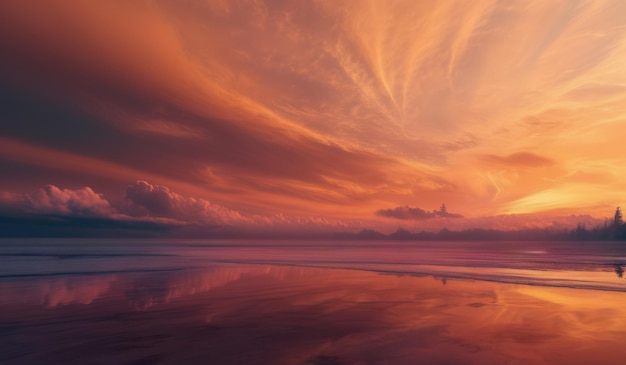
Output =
[{"x1": 1, "y1": 264, "x2": 626, "y2": 364}]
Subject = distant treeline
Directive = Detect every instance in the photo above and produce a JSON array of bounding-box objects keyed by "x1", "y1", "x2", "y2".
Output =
[
  {"x1": 333, "y1": 208, "x2": 626, "y2": 241},
  {"x1": 332, "y1": 225, "x2": 626, "y2": 241}
]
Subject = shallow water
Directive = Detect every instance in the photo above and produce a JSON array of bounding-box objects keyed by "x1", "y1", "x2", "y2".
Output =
[
  {"x1": 2, "y1": 239, "x2": 626, "y2": 290},
  {"x1": 1, "y1": 239, "x2": 626, "y2": 364}
]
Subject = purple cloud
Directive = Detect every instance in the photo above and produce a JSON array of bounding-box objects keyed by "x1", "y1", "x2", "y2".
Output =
[
  {"x1": 125, "y1": 181, "x2": 248, "y2": 225},
  {"x1": 10, "y1": 185, "x2": 114, "y2": 217},
  {"x1": 376, "y1": 205, "x2": 463, "y2": 220}
]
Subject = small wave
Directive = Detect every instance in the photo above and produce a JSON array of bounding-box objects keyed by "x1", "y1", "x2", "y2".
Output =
[
  {"x1": 0, "y1": 267, "x2": 193, "y2": 279},
  {"x1": 0, "y1": 253, "x2": 175, "y2": 259},
  {"x1": 199, "y1": 259, "x2": 626, "y2": 293}
]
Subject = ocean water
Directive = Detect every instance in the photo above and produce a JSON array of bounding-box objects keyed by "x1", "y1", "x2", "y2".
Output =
[
  {"x1": 1, "y1": 239, "x2": 626, "y2": 364},
  {"x1": 2, "y1": 239, "x2": 626, "y2": 291}
]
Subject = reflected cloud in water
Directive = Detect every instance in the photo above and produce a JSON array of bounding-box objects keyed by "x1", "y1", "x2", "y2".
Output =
[{"x1": 1, "y1": 265, "x2": 626, "y2": 364}]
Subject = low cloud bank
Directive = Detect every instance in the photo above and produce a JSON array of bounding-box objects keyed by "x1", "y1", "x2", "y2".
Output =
[
  {"x1": 125, "y1": 181, "x2": 248, "y2": 225},
  {"x1": 11, "y1": 185, "x2": 114, "y2": 217},
  {"x1": 0, "y1": 182, "x2": 608, "y2": 237},
  {"x1": 0, "y1": 181, "x2": 356, "y2": 237},
  {"x1": 376, "y1": 205, "x2": 463, "y2": 220}
]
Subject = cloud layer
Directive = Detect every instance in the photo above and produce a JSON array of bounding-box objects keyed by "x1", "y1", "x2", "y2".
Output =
[
  {"x1": 376, "y1": 205, "x2": 464, "y2": 220},
  {"x1": 0, "y1": 182, "x2": 363, "y2": 237},
  {"x1": 125, "y1": 181, "x2": 247, "y2": 225},
  {"x1": 22, "y1": 185, "x2": 113, "y2": 217},
  {"x1": 0, "y1": 182, "x2": 608, "y2": 237},
  {"x1": 1, "y1": 1, "x2": 626, "y2": 222}
]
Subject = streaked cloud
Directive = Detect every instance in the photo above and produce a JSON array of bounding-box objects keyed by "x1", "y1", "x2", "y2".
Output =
[
  {"x1": 479, "y1": 153, "x2": 555, "y2": 169},
  {"x1": 1, "y1": 0, "x2": 626, "y2": 229}
]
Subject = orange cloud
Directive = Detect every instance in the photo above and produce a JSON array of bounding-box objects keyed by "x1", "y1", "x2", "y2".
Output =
[
  {"x1": 1, "y1": 1, "x2": 626, "y2": 223},
  {"x1": 479, "y1": 152, "x2": 555, "y2": 168}
]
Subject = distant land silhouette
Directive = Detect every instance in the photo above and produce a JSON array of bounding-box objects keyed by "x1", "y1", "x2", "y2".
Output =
[
  {"x1": 2, "y1": 207, "x2": 625, "y2": 241},
  {"x1": 333, "y1": 207, "x2": 626, "y2": 241}
]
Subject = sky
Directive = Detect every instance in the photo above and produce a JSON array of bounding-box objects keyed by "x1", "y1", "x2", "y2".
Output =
[{"x1": 1, "y1": 0, "x2": 625, "y2": 236}]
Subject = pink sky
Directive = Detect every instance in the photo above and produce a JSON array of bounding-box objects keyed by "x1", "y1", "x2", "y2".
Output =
[{"x1": 1, "y1": 1, "x2": 625, "y2": 234}]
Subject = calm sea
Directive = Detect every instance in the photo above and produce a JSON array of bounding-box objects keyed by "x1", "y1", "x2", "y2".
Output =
[
  {"x1": 2, "y1": 239, "x2": 626, "y2": 364},
  {"x1": 2, "y1": 239, "x2": 626, "y2": 291}
]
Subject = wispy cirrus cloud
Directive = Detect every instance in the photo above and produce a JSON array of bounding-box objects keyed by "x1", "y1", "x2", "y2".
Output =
[{"x1": 1, "y1": 1, "x2": 626, "y2": 221}]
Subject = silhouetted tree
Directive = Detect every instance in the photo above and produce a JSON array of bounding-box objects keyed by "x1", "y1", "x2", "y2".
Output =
[
  {"x1": 573, "y1": 223, "x2": 589, "y2": 240},
  {"x1": 614, "y1": 207, "x2": 623, "y2": 226}
]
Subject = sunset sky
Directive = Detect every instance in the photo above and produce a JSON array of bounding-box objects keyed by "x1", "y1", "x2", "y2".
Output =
[{"x1": 1, "y1": 0, "x2": 626, "y2": 236}]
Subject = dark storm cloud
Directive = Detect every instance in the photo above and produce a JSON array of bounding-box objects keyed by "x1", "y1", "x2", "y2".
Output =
[{"x1": 0, "y1": 214, "x2": 177, "y2": 238}]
